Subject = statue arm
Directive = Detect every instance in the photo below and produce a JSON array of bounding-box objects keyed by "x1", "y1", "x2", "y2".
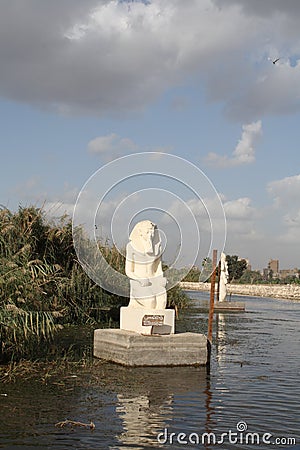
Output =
[
  {"x1": 153, "y1": 257, "x2": 163, "y2": 276},
  {"x1": 152, "y1": 246, "x2": 167, "y2": 288},
  {"x1": 125, "y1": 245, "x2": 138, "y2": 280},
  {"x1": 125, "y1": 243, "x2": 151, "y2": 286}
]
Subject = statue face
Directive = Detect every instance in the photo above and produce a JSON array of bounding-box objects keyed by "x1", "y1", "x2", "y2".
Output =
[
  {"x1": 139, "y1": 223, "x2": 155, "y2": 253},
  {"x1": 142, "y1": 224, "x2": 154, "y2": 240},
  {"x1": 130, "y1": 220, "x2": 157, "y2": 254}
]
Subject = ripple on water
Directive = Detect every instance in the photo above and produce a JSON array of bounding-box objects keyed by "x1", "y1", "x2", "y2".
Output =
[{"x1": 0, "y1": 295, "x2": 299, "y2": 449}]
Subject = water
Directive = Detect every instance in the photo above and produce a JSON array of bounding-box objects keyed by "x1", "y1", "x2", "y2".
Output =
[{"x1": 1, "y1": 293, "x2": 299, "y2": 449}]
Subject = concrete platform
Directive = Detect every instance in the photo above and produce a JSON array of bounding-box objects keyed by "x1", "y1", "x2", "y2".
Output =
[
  {"x1": 94, "y1": 329, "x2": 208, "y2": 366},
  {"x1": 214, "y1": 301, "x2": 245, "y2": 311}
]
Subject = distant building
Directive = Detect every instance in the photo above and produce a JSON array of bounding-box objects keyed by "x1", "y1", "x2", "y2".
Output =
[
  {"x1": 262, "y1": 268, "x2": 269, "y2": 279},
  {"x1": 262, "y1": 259, "x2": 280, "y2": 279},
  {"x1": 268, "y1": 259, "x2": 279, "y2": 277},
  {"x1": 279, "y1": 268, "x2": 300, "y2": 280}
]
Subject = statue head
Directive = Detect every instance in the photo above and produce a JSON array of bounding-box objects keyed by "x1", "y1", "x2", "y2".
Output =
[{"x1": 129, "y1": 220, "x2": 161, "y2": 254}]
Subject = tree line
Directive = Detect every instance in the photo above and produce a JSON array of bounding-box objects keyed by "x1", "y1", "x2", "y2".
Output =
[
  {"x1": 184, "y1": 255, "x2": 300, "y2": 285},
  {"x1": 183, "y1": 255, "x2": 248, "y2": 283}
]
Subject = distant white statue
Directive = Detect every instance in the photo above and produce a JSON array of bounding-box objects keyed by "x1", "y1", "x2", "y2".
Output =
[
  {"x1": 125, "y1": 220, "x2": 167, "y2": 309},
  {"x1": 219, "y1": 252, "x2": 229, "y2": 302}
]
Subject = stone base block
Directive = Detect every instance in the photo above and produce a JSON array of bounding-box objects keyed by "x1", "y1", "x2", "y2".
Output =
[
  {"x1": 94, "y1": 329, "x2": 208, "y2": 366},
  {"x1": 214, "y1": 301, "x2": 245, "y2": 311},
  {"x1": 120, "y1": 307, "x2": 175, "y2": 335}
]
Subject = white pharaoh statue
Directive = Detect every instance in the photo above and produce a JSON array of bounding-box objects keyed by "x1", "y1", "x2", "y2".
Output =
[
  {"x1": 219, "y1": 252, "x2": 229, "y2": 302},
  {"x1": 125, "y1": 220, "x2": 167, "y2": 309}
]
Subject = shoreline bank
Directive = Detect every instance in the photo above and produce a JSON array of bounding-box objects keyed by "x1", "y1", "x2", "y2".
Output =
[{"x1": 179, "y1": 282, "x2": 300, "y2": 301}]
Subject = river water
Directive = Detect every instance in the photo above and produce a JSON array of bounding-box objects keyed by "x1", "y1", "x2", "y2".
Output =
[{"x1": 0, "y1": 293, "x2": 299, "y2": 449}]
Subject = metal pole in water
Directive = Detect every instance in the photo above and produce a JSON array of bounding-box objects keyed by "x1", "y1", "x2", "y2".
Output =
[
  {"x1": 207, "y1": 249, "x2": 217, "y2": 343},
  {"x1": 216, "y1": 259, "x2": 221, "y2": 303}
]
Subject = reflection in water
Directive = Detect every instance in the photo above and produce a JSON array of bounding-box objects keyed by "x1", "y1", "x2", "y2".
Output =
[
  {"x1": 116, "y1": 393, "x2": 172, "y2": 447},
  {"x1": 1, "y1": 294, "x2": 299, "y2": 449},
  {"x1": 204, "y1": 369, "x2": 214, "y2": 448},
  {"x1": 180, "y1": 292, "x2": 300, "y2": 449},
  {"x1": 115, "y1": 366, "x2": 212, "y2": 448},
  {"x1": 216, "y1": 313, "x2": 227, "y2": 363}
]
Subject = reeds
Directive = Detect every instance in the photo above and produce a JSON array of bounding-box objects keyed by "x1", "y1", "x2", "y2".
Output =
[
  {"x1": 0, "y1": 206, "x2": 116, "y2": 361},
  {"x1": 0, "y1": 206, "x2": 188, "y2": 362}
]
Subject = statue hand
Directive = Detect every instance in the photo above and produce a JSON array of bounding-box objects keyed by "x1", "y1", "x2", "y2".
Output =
[{"x1": 139, "y1": 278, "x2": 151, "y2": 287}]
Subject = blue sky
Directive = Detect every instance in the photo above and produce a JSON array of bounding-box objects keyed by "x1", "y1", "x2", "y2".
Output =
[{"x1": 1, "y1": 0, "x2": 300, "y2": 271}]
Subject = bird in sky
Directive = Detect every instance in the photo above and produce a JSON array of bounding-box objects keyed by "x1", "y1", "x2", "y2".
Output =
[{"x1": 268, "y1": 57, "x2": 281, "y2": 65}]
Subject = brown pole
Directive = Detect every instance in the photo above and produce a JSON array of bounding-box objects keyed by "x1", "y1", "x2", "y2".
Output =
[
  {"x1": 216, "y1": 260, "x2": 221, "y2": 303},
  {"x1": 207, "y1": 249, "x2": 217, "y2": 343}
]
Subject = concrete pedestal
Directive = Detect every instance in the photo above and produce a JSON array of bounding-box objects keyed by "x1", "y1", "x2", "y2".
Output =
[
  {"x1": 214, "y1": 301, "x2": 245, "y2": 311},
  {"x1": 94, "y1": 329, "x2": 208, "y2": 366},
  {"x1": 120, "y1": 306, "x2": 175, "y2": 335}
]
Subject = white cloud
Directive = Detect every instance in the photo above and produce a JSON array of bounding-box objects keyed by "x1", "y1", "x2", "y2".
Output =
[
  {"x1": 164, "y1": 195, "x2": 225, "y2": 224},
  {"x1": 276, "y1": 209, "x2": 300, "y2": 244},
  {"x1": 205, "y1": 121, "x2": 262, "y2": 168},
  {"x1": 1, "y1": 1, "x2": 300, "y2": 118},
  {"x1": 218, "y1": 196, "x2": 264, "y2": 266},
  {"x1": 224, "y1": 197, "x2": 255, "y2": 220},
  {"x1": 284, "y1": 209, "x2": 300, "y2": 227},
  {"x1": 222, "y1": 196, "x2": 262, "y2": 240},
  {"x1": 163, "y1": 194, "x2": 259, "y2": 239},
  {"x1": 88, "y1": 133, "x2": 137, "y2": 160},
  {"x1": 87, "y1": 133, "x2": 172, "y2": 160},
  {"x1": 267, "y1": 173, "x2": 300, "y2": 207},
  {"x1": 227, "y1": 61, "x2": 300, "y2": 119},
  {"x1": 266, "y1": 174, "x2": 300, "y2": 245}
]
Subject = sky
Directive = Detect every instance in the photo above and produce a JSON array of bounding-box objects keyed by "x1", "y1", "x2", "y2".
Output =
[{"x1": 1, "y1": 0, "x2": 300, "y2": 271}]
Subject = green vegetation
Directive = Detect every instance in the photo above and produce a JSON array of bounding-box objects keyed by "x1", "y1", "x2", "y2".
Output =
[
  {"x1": 183, "y1": 255, "x2": 248, "y2": 283},
  {"x1": 0, "y1": 206, "x2": 188, "y2": 362},
  {"x1": 239, "y1": 269, "x2": 300, "y2": 285},
  {"x1": 238, "y1": 269, "x2": 263, "y2": 284},
  {"x1": 225, "y1": 255, "x2": 247, "y2": 283},
  {"x1": 182, "y1": 266, "x2": 201, "y2": 282},
  {"x1": 182, "y1": 257, "x2": 213, "y2": 283}
]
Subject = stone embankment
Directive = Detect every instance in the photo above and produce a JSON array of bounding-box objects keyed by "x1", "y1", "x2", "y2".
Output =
[{"x1": 179, "y1": 282, "x2": 300, "y2": 301}]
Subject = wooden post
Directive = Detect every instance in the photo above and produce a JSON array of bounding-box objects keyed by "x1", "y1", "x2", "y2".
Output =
[
  {"x1": 207, "y1": 249, "x2": 217, "y2": 343},
  {"x1": 216, "y1": 260, "x2": 221, "y2": 303}
]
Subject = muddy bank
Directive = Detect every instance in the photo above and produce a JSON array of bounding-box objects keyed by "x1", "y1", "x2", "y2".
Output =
[{"x1": 179, "y1": 281, "x2": 300, "y2": 300}]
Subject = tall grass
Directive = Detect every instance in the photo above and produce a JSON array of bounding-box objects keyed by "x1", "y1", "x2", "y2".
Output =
[
  {"x1": 0, "y1": 206, "x2": 117, "y2": 360},
  {"x1": 0, "y1": 206, "x2": 187, "y2": 361}
]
